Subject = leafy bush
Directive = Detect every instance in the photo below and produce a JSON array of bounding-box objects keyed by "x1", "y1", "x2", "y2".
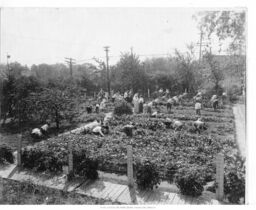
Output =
[
  {"x1": 136, "y1": 160, "x2": 161, "y2": 190},
  {"x1": 73, "y1": 149, "x2": 99, "y2": 180},
  {"x1": 144, "y1": 120, "x2": 165, "y2": 131},
  {"x1": 175, "y1": 167, "x2": 206, "y2": 197},
  {"x1": 224, "y1": 172, "x2": 245, "y2": 204},
  {"x1": 21, "y1": 148, "x2": 64, "y2": 173},
  {"x1": 227, "y1": 84, "x2": 242, "y2": 103},
  {"x1": 0, "y1": 144, "x2": 14, "y2": 164},
  {"x1": 224, "y1": 153, "x2": 245, "y2": 204},
  {"x1": 114, "y1": 101, "x2": 133, "y2": 116}
]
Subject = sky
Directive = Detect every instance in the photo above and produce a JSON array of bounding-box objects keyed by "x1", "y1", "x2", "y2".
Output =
[{"x1": 0, "y1": 8, "x2": 230, "y2": 66}]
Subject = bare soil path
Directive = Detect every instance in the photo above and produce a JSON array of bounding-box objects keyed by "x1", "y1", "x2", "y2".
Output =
[{"x1": 233, "y1": 104, "x2": 246, "y2": 158}]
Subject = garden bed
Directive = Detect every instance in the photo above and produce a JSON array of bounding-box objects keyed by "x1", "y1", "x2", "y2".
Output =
[{"x1": 19, "y1": 103, "x2": 245, "y2": 203}]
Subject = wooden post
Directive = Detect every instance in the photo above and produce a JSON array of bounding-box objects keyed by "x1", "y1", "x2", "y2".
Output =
[
  {"x1": 0, "y1": 177, "x2": 3, "y2": 200},
  {"x1": 17, "y1": 134, "x2": 22, "y2": 169},
  {"x1": 68, "y1": 141, "x2": 73, "y2": 174},
  {"x1": 127, "y1": 145, "x2": 134, "y2": 187},
  {"x1": 216, "y1": 153, "x2": 224, "y2": 200},
  {"x1": 148, "y1": 89, "x2": 150, "y2": 99}
]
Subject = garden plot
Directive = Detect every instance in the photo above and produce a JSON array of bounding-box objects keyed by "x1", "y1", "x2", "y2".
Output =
[{"x1": 17, "y1": 103, "x2": 244, "y2": 203}]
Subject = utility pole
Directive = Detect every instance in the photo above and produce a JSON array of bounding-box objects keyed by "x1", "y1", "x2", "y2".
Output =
[
  {"x1": 199, "y1": 30, "x2": 203, "y2": 64},
  {"x1": 104, "y1": 46, "x2": 110, "y2": 96},
  {"x1": 64, "y1": 57, "x2": 76, "y2": 78},
  {"x1": 196, "y1": 29, "x2": 209, "y2": 66},
  {"x1": 7, "y1": 54, "x2": 10, "y2": 77},
  {"x1": 0, "y1": 8, "x2": 1, "y2": 64}
]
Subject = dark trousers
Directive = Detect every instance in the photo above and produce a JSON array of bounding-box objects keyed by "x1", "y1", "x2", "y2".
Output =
[
  {"x1": 167, "y1": 103, "x2": 172, "y2": 113},
  {"x1": 213, "y1": 100, "x2": 218, "y2": 111}
]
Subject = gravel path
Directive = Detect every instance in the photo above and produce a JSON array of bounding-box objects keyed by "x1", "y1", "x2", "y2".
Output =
[{"x1": 233, "y1": 104, "x2": 246, "y2": 158}]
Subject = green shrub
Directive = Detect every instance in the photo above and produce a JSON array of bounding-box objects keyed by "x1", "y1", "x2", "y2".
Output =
[
  {"x1": 0, "y1": 144, "x2": 14, "y2": 164},
  {"x1": 73, "y1": 149, "x2": 99, "y2": 180},
  {"x1": 114, "y1": 101, "x2": 133, "y2": 116},
  {"x1": 21, "y1": 148, "x2": 64, "y2": 173},
  {"x1": 224, "y1": 153, "x2": 245, "y2": 204},
  {"x1": 175, "y1": 167, "x2": 206, "y2": 197},
  {"x1": 227, "y1": 84, "x2": 242, "y2": 103},
  {"x1": 136, "y1": 160, "x2": 160, "y2": 190}
]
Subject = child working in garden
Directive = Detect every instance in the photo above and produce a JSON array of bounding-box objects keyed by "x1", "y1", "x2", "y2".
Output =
[{"x1": 195, "y1": 101, "x2": 202, "y2": 115}]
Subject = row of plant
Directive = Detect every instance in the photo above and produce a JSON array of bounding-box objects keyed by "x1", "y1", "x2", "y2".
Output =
[
  {"x1": 20, "y1": 135, "x2": 244, "y2": 203},
  {"x1": 17, "y1": 102, "x2": 244, "y2": 203}
]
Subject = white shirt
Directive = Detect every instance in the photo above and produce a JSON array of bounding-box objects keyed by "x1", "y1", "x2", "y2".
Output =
[
  {"x1": 92, "y1": 126, "x2": 104, "y2": 136},
  {"x1": 167, "y1": 98, "x2": 174, "y2": 104},
  {"x1": 85, "y1": 121, "x2": 100, "y2": 130},
  {"x1": 211, "y1": 95, "x2": 217, "y2": 101},
  {"x1": 195, "y1": 102, "x2": 202, "y2": 110},
  {"x1": 195, "y1": 120, "x2": 204, "y2": 126},
  {"x1": 173, "y1": 120, "x2": 183, "y2": 128},
  {"x1": 32, "y1": 128, "x2": 42, "y2": 136},
  {"x1": 41, "y1": 124, "x2": 49, "y2": 132},
  {"x1": 152, "y1": 111, "x2": 157, "y2": 116},
  {"x1": 173, "y1": 96, "x2": 179, "y2": 102}
]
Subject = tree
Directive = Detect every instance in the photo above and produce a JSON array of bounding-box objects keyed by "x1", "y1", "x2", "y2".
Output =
[
  {"x1": 174, "y1": 49, "x2": 200, "y2": 93},
  {"x1": 115, "y1": 52, "x2": 148, "y2": 94},
  {"x1": 203, "y1": 52, "x2": 224, "y2": 94},
  {"x1": 29, "y1": 85, "x2": 80, "y2": 129},
  {"x1": 194, "y1": 11, "x2": 246, "y2": 55},
  {"x1": 1, "y1": 62, "x2": 40, "y2": 125}
]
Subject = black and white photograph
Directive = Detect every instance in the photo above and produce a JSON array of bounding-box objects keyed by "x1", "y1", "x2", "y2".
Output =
[{"x1": 0, "y1": 1, "x2": 252, "y2": 206}]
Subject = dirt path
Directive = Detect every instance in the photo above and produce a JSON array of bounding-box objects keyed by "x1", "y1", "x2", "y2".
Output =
[{"x1": 233, "y1": 104, "x2": 246, "y2": 158}]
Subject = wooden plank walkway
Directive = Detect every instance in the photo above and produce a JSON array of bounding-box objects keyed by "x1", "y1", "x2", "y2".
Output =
[
  {"x1": 75, "y1": 180, "x2": 222, "y2": 204},
  {"x1": 0, "y1": 163, "x2": 223, "y2": 205}
]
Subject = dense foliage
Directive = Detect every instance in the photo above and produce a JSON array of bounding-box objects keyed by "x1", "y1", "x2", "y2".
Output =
[
  {"x1": 224, "y1": 153, "x2": 245, "y2": 204},
  {"x1": 12, "y1": 98, "x2": 244, "y2": 203},
  {"x1": 73, "y1": 149, "x2": 99, "y2": 180},
  {"x1": 175, "y1": 167, "x2": 206, "y2": 197},
  {"x1": 135, "y1": 160, "x2": 161, "y2": 190},
  {"x1": 0, "y1": 144, "x2": 14, "y2": 164},
  {"x1": 195, "y1": 11, "x2": 245, "y2": 54},
  {"x1": 21, "y1": 147, "x2": 65, "y2": 173},
  {"x1": 114, "y1": 101, "x2": 133, "y2": 116}
]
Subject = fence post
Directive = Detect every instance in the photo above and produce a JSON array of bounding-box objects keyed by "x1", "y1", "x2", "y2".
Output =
[
  {"x1": 127, "y1": 145, "x2": 134, "y2": 187},
  {"x1": 216, "y1": 153, "x2": 224, "y2": 201},
  {"x1": 148, "y1": 89, "x2": 150, "y2": 99},
  {"x1": 68, "y1": 141, "x2": 73, "y2": 175},
  {"x1": 17, "y1": 134, "x2": 22, "y2": 170},
  {"x1": 0, "y1": 177, "x2": 3, "y2": 201}
]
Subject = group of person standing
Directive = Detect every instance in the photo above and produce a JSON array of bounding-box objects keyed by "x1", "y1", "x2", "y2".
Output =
[{"x1": 95, "y1": 88, "x2": 227, "y2": 117}]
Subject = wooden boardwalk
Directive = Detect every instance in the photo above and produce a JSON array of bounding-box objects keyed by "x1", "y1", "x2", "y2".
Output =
[
  {"x1": 0, "y1": 163, "x2": 223, "y2": 205},
  {"x1": 0, "y1": 154, "x2": 223, "y2": 205},
  {"x1": 74, "y1": 179, "x2": 222, "y2": 204}
]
